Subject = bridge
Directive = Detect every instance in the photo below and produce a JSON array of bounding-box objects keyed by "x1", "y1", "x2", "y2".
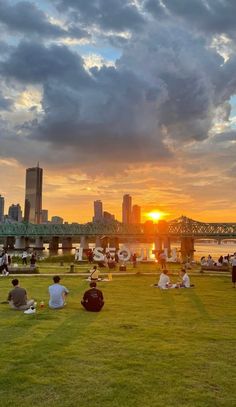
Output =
[{"x1": 0, "y1": 216, "x2": 236, "y2": 256}]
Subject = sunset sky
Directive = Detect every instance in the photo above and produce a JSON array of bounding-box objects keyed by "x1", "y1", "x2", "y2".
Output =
[{"x1": 0, "y1": 0, "x2": 236, "y2": 223}]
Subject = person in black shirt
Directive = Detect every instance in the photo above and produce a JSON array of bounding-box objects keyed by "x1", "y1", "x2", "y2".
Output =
[{"x1": 81, "y1": 282, "x2": 104, "y2": 312}]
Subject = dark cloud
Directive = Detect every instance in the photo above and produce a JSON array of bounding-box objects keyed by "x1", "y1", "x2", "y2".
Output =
[
  {"x1": 0, "y1": 91, "x2": 12, "y2": 110},
  {"x1": 54, "y1": 0, "x2": 145, "y2": 32},
  {"x1": 0, "y1": 0, "x2": 88, "y2": 39},
  {"x1": 1, "y1": 41, "x2": 90, "y2": 85},
  {"x1": 213, "y1": 130, "x2": 236, "y2": 143},
  {"x1": 0, "y1": 40, "x2": 11, "y2": 56},
  {"x1": 145, "y1": 0, "x2": 236, "y2": 40}
]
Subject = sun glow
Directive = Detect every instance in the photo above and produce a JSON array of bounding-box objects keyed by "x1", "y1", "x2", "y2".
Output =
[{"x1": 146, "y1": 211, "x2": 164, "y2": 221}]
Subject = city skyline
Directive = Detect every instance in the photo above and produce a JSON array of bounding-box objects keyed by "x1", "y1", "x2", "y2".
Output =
[
  {"x1": 0, "y1": 1, "x2": 236, "y2": 222},
  {"x1": 0, "y1": 161, "x2": 236, "y2": 223}
]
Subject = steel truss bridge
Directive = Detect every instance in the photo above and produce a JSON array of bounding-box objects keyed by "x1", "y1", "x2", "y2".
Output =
[{"x1": 0, "y1": 216, "x2": 236, "y2": 239}]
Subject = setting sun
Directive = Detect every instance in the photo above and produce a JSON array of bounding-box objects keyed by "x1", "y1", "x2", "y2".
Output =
[{"x1": 146, "y1": 211, "x2": 164, "y2": 221}]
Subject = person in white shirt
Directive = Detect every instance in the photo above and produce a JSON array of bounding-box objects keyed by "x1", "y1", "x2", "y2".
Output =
[
  {"x1": 177, "y1": 269, "x2": 191, "y2": 288},
  {"x1": 157, "y1": 269, "x2": 171, "y2": 289}
]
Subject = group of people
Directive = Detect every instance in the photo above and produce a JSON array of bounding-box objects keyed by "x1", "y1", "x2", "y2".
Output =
[
  {"x1": 6, "y1": 276, "x2": 104, "y2": 314},
  {"x1": 200, "y1": 253, "x2": 234, "y2": 267},
  {"x1": 0, "y1": 250, "x2": 10, "y2": 276},
  {"x1": 0, "y1": 250, "x2": 37, "y2": 277},
  {"x1": 21, "y1": 251, "x2": 37, "y2": 268},
  {"x1": 155, "y1": 268, "x2": 191, "y2": 289}
]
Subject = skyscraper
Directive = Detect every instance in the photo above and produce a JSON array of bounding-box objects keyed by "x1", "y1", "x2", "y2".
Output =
[
  {"x1": 8, "y1": 204, "x2": 22, "y2": 222},
  {"x1": 0, "y1": 195, "x2": 4, "y2": 223},
  {"x1": 132, "y1": 205, "x2": 141, "y2": 224},
  {"x1": 122, "y1": 194, "x2": 132, "y2": 224},
  {"x1": 93, "y1": 200, "x2": 103, "y2": 222},
  {"x1": 24, "y1": 164, "x2": 43, "y2": 224}
]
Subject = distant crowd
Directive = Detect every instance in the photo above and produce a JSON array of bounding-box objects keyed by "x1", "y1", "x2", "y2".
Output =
[{"x1": 200, "y1": 253, "x2": 236, "y2": 267}]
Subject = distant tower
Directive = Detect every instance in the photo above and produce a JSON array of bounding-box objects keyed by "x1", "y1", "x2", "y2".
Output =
[
  {"x1": 93, "y1": 200, "x2": 103, "y2": 222},
  {"x1": 132, "y1": 205, "x2": 141, "y2": 224},
  {"x1": 24, "y1": 164, "x2": 43, "y2": 224},
  {"x1": 0, "y1": 195, "x2": 4, "y2": 223},
  {"x1": 122, "y1": 194, "x2": 132, "y2": 224},
  {"x1": 8, "y1": 204, "x2": 22, "y2": 222}
]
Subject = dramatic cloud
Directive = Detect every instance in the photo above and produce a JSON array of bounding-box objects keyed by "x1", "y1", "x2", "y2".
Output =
[
  {"x1": 0, "y1": 0, "x2": 88, "y2": 40},
  {"x1": 54, "y1": 0, "x2": 145, "y2": 32},
  {"x1": 145, "y1": 0, "x2": 236, "y2": 40},
  {"x1": 1, "y1": 20, "x2": 235, "y2": 168}
]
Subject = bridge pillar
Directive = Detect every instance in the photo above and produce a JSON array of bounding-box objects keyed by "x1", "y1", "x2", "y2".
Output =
[
  {"x1": 15, "y1": 237, "x2": 26, "y2": 250},
  {"x1": 80, "y1": 236, "x2": 89, "y2": 250},
  {"x1": 35, "y1": 237, "x2": 44, "y2": 250},
  {"x1": 109, "y1": 237, "x2": 119, "y2": 250},
  {"x1": 181, "y1": 237, "x2": 195, "y2": 261},
  {"x1": 62, "y1": 237, "x2": 73, "y2": 252},
  {"x1": 95, "y1": 236, "x2": 102, "y2": 248},
  {"x1": 163, "y1": 236, "x2": 171, "y2": 250},
  {"x1": 49, "y1": 236, "x2": 59, "y2": 252},
  {"x1": 101, "y1": 236, "x2": 109, "y2": 250},
  {"x1": 4, "y1": 236, "x2": 15, "y2": 250},
  {"x1": 154, "y1": 237, "x2": 162, "y2": 251}
]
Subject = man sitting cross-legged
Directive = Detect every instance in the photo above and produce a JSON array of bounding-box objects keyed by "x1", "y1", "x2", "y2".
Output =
[
  {"x1": 48, "y1": 275, "x2": 69, "y2": 309},
  {"x1": 81, "y1": 282, "x2": 104, "y2": 312},
  {"x1": 8, "y1": 278, "x2": 35, "y2": 310},
  {"x1": 156, "y1": 269, "x2": 176, "y2": 289},
  {"x1": 176, "y1": 269, "x2": 191, "y2": 288}
]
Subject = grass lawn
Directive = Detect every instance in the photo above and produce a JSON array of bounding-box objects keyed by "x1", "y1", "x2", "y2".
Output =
[{"x1": 0, "y1": 274, "x2": 235, "y2": 407}]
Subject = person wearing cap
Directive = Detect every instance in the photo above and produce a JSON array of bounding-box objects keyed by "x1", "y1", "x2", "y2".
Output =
[
  {"x1": 48, "y1": 276, "x2": 69, "y2": 309},
  {"x1": 7, "y1": 279, "x2": 35, "y2": 310},
  {"x1": 81, "y1": 282, "x2": 104, "y2": 312}
]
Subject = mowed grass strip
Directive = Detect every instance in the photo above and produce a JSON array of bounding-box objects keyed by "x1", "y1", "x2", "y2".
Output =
[{"x1": 0, "y1": 275, "x2": 235, "y2": 407}]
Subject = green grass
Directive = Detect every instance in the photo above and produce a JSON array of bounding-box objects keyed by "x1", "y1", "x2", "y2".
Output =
[
  {"x1": 0, "y1": 274, "x2": 235, "y2": 407},
  {"x1": 10, "y1": 261, "x2": 204, "y2": 274}
]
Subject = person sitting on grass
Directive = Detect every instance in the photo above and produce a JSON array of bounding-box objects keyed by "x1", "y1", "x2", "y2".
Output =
[
  {"x1": 89, "y1": 265, "x2": 99, "y2": 281},
  {"x1": 81, "y1": 282, "x2": 104, "y2": 312},
  {"x1": 177, "y1": 269, "x2": 191, "y2": 288},
  {"x1": 157, "y1": 269, "x2": 175, "y2": 289},
  {"x1": 7, "y1": 278, "x2": 35, "y2": 310},
  {"x1": 48, "y1": 275, "x2": 69, "y2": 309}
]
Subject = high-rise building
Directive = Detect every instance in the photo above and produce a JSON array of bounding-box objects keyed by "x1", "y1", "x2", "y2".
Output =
[
  {"x1": 8, "y1": 204, "x2": 22, "y2": 222},
  {"x1": 93, "y1": 200, "x2": 103, "y2": 222},
  {"x1": 51, "y1": 216, "x2": 64, "y2": 224},
  {"x1": 132, "y1": 205, "x2": 141, "y2": 224},
  {"x1": 0, "y1": 195, "x2": 4, "y2": 223},
  {"x1": 41, "y1": 209, "x2": 48, "y2": 224},
  {"x1": 24, "y1": 164, "x2": 43, "y2": 224},
  {"x1": 122, "y1": 194, "x2": 132, "y2": 224}
]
